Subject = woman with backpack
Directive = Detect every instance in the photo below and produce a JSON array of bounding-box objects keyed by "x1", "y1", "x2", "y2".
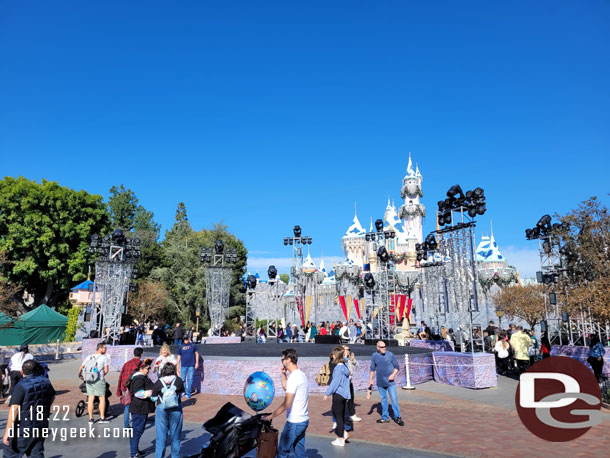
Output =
[
  {"x1": 129, "y1": 359, "x2": 155, "y2": 458},
  {"x1": 151, "y1": 362, "x2": 185, "y2": 458}
]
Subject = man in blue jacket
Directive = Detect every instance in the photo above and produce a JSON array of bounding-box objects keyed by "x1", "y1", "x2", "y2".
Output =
[{"x1": 367, "y1": 341, "x2": 404, "y2": 426}]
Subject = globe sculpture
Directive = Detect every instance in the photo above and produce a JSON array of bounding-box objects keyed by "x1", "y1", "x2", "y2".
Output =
[{"x1": 243, "y1": 371, "x2": 275, "y2": 412}]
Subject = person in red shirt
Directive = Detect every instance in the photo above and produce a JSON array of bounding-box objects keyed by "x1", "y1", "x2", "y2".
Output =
[
  {"x1": 117, "y1": 347, "x2": 143, "y2": 428},
  {"x1": 319, "y1": 324, "x2": 328, "y2": 336}
]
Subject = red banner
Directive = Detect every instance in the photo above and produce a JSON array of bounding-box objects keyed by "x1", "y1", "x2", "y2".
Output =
[
  {"x1": 397, "y1": 294, "x2": 407, "y2": 321},
  {"x1": 406, "y1": 298, "x2": 413, "y2": 323},
  {"x1": 296, "y1": 296, "x2": 305, "y2": 326},
  {"x1": 339, "y1": 295, "x2": 348, "y2": 321},
  {"x1": 390, "y1": 295, "x2": 396, "y2": 325},
  {"x1": 353, "y1": 297, "x2": 361, "y2": 320}
]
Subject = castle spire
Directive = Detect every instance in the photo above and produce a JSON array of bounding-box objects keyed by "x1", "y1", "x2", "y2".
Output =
[{"x1": 406, "y1": 152, "x2": 415, "y2": 176}]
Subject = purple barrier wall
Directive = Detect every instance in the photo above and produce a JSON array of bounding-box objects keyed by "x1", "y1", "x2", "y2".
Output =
[
  {"x1": 409, "y1": 340, "x2": 454, "y2": 352},
  {"x1": 432, "y1": 351, "x2": 497, "y2": 389},
  {"x1": 205, "y1": 337, "x2": 241, "y2": 344},
  {"x1": 552, "y1": 345, "x2": 609, "y2": 375},
  {"x1": 81, "y1": 339, "x2": 142, "y2": 372}
]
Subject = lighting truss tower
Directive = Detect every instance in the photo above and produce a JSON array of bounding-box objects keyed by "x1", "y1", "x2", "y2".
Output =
[
  {"x1": 284, "y1": 225, "x2": 312, "y2": 326},
  {"x1": 363, "y1": 219, "x2": 397, "y2": 340},
  {"x1": 88, "y1": 230, "x2": 140, "y2": 342},
  {"x1": 245, "y1": 267, "x2": 287, "y2": 337},
  {"x1": 200, "y1": 240, "x2": 238, "y2": 336}
]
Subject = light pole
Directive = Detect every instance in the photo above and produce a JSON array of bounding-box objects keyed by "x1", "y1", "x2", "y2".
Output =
[{"x1": 495, "y1": 305, "x2": 504, "y2": 329}]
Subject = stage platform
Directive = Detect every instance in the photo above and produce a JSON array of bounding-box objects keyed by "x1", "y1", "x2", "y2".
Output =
[{"x1": 143, "y1": 342, "x2": 432, "y2": 360}]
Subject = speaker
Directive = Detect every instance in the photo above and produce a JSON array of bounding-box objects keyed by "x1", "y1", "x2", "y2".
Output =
[{"x1": 365, "y1": 339, "x2": 398, "y2": 347}]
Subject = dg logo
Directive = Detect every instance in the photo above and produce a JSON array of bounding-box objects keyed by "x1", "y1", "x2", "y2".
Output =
[{"x1": 516, "y1": 356, "x2": 602, "y2": 441}]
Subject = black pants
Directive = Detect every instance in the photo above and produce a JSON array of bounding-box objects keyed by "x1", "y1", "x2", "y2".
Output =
[
  {"x1": 497, "y1": 357, "x2": 509, "y2": 374},
  {"x1": 10, "y1": 371, "x2": 22, "y2": 396},
  {"x1": 331, "y1": 394, "x2": 348, "y2": 438},
  {"x1": 516, "y1": 359, "x2": 530, "y2": 374},
  {"x1": 4, "y1": 436, "x2": 45, "y2": 458},
  {"x1": 588, "y1": 356, "x2": 604, "y2": 381},
  {"x1": 347, "y1": 382, "x2": 356, "y2": 417}
]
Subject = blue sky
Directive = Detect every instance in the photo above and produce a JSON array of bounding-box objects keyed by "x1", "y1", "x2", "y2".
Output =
[{"x1": 1, "y1": 1, "x2": 609, "y2": 278}]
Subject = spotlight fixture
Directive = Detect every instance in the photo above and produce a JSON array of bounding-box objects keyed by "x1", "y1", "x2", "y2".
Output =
[
  {"x1": 215, "y1": 239, "x2": 225, "y2": 254},
  {"x1": 293, "y1": 225, "x2": 302, "y2": 238},
  {"x1": 112, "y1": 228, "x2": 125, "y2": 245},
  {"x1": 246, "y1": 274, "x2": 257, "y2": 290},
  {"x1": 364, "y1": 272, "x2": 376, "y2": 288},
  {"x1": 377, "y1": 246, "x2": 390, "y2": 263},
  {"x1": 437, "y1": 184, "x2": 486, "y2": 227},
  {"x1": 374, "y1": 219, "x2": 384, "y2": 232},
  {"x1": 267, "y1": 265, "x2": 277, "y2": 280}
]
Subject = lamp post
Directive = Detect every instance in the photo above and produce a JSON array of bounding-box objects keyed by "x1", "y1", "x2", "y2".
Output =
[{"x1": 495, "y1": 306, "x2": 504, "y2": 329}]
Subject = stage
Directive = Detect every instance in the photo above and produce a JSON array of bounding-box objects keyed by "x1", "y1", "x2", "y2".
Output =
[{"x1": 143, "y1": 342, "x2": 432, "y2": 360}]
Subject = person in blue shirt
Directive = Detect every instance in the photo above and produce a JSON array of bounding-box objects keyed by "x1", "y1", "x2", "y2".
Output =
[
  {"x1": 367, "y1": 341, "x2": 404, "y2": 426},
  {"x1": 588, "y1": 334, "x2": 606, "y2": 382},
  {"x1": 323, "y1": 347, "x2": 351, "y2": 447},
  {"x1": 176, "y1": 336, "x2": 199, "y2": 398}
]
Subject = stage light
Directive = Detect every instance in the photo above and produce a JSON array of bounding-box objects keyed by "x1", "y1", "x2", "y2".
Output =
[
  {"x1": 425, "y1": 233, "x2": 437, "y2": 251},
  {"x1": 542, "y1": 240, "x2": 551, "y2": 253},
  {"x1": 370, "y1": 233, "x2": 376, "y2": 241},
  {"x1": 365, "y1": 234, "x2": 370, "y2": 241},
  {"x1": 364, "y1": 272, "x2": 376, "y2": 288},
  {"x1": 525, "y1": 228, "x2": 534, "y2": 239},
  {"x1": 473, "y1": 187, "x2": 484, "y2": 197},
  {"x1": 289, "y1": 239, "x2": 293, "y2": 245},
  {"x1": 293, "y1": 225, "x2": 302, "y2": 237},
  {"x1": 537, "y1": 214, "x2": 552, "y2": 229},
  {"x1": 415, "y1": 243, "x2": 422, "y2": 252},
  {"x1": 476, "y1": 203, "x2": 486, "y2": 215},
  {"x1": 268, "y1": 265, "x2": 277, "y2": 280},
  {"x1": 416, "y1": 252, "x2": 423, "y2": 262},
  {"x1": 215, "y1": 239, "x2": 224, "y2": 254},
  {"x1": 447, "y1": 185, "x2": 463, "y2": 199},
  {"x1": 246, "y1": 274, "x2": 257, "y2": 289},
  {"x1": 284, "y1": 238, "x2": 288, "y2": 246},
  {"x1": 390, "y1": 231, "x2": 395, "y2": 238},
  {"x1": 375, "y1": 219, "x2": 384, "y2": 232},
  {"x1": 423, "y1": 252, "x2": 428, "y2": 260},
  {"x1": 377, "y1": 246, "x2": 390, "y2": 263},
  {"x1": 112, "y1": 229, "x2": 125, "y2": 245},
  {"x1": 468, "y1": 207, "x2": 477, "y2": 218},
  {"x1": 384, "y1": 231, "x2": 390, "y2": 238}
]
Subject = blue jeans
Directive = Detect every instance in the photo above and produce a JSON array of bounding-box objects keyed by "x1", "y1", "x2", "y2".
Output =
[
  {"x1": 124, "y1": 404, "x2": 131, "y2": 429},
  {"x1": 378, "y1": 383, "x2": 401, "y2": 420},
  {"x1": 174, "y1": 338, "x2": 182, "y2": 347},
  {"x1": 277, "y1": 420, "x2": 308, "y2": 458},
  {"x1": 155, "y1": 404, "x2": 183, "y2": 458},
  {"x1": 130, "y1": 413, "x2": 148, "y2": 457},
  {"x1": 180, "y1": 366, "x2": 195, "y2": 395}
]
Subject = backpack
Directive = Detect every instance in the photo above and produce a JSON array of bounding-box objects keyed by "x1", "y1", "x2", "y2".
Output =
[
  {"x1": 82, "y1": 354, "x2": 102, "y2": 383},
  {"x1": 315, "y1": 362, "x2": 330, "y2": 386},
  {"x1": 159, "y1": 378, "x2": 179, "y2": 409}
]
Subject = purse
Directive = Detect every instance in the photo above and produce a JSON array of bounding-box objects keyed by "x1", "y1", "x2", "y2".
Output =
[
  {"x1": 257, "y1": 423, "x2": 278, "y2": 458},
  {"x1": 315, "y1": 362, "x2": 330, "y2": 386}
]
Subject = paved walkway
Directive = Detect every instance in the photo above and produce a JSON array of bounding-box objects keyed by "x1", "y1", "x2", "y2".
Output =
[{"x1": 1, "y1": 359, "x2": 609, "y2": 457}]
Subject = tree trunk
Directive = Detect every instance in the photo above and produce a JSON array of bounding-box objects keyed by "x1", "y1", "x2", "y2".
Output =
[{"x1": 41, "y1": 279, "x2": 55, "y2": 306}]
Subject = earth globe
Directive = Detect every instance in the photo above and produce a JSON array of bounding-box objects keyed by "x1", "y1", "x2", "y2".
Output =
[{"x1": 243, "y1": 371, "x2": 275, "y2": 412}]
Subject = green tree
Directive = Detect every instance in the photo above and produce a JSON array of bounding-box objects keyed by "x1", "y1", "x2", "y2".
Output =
[
  {"x1": 175, "y1": 202, "x2": 188, "y2": 222},
  {"x1": 108, "y1": 185, "x2": 138, "y2": 231},
  {"x1": 279, "y1": 273, "x2": 290, "y2": 284},
  {"x1": 0, "y1": 177, "x2": 109, "y2": 311},
  {"x1": 492, "y1": 284, "x2": 546, "y2": 329}
]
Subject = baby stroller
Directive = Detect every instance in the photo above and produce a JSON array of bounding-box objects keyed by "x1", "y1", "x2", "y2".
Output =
[
  {"x1": 75, "y1": 381, "x2": 112, "y2": 418},
  {"x1": 187, "y1": 402, "x2": 270, "y2": 458}
]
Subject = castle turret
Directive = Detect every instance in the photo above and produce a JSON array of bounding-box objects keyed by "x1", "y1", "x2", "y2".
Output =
[{"x1": 398, "y1": 152, "x2": 426, "y2": 244}]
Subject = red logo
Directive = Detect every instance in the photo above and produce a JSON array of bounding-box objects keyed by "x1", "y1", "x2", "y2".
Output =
[{"x1": 515, "y1": 356, "x2": 602, "y2": 442}]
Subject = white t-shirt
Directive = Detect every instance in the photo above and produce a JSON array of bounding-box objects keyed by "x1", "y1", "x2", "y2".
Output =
[
  {"x1": 154, "y1": 354, "x2": 177, "y2": 374},
  {"x1": 495, "y1": 341, "x2": 509, "y2": 359},
  {"x1": 88, "y1": 353, "x2": 111, "y2": 380},
  {"x1": 286, "y1": 369, "x2": 309, "y2": 423},
  {"x1": 10, "y1": 352, "x2": 34, "y2": 371}
]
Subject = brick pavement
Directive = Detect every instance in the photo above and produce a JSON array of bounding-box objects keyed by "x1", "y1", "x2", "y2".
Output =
[{"x1": 7, "y1": 380, "x2": 607, "y2": 458}]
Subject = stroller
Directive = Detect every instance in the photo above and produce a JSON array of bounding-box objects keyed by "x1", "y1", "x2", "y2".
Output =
[
  {"x1": 75, "y1": 381, "x2": 112, "y2": 418},
  {"x1": 187, "y1": 402, "x2": 272, "y2": 458}
]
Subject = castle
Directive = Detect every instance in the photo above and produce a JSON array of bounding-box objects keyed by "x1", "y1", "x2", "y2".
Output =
[{"x1": 341, "y1": 153, "x2": 425, "y2": 272}]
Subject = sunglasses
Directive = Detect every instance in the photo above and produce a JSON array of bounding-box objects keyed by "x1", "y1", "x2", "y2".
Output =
[{"x1": 377, "y1": 345, "x2": 386, "y2": 349}]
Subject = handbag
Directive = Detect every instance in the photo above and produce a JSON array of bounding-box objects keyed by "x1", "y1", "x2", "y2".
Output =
[
  {"x1": 315, "y1": 362, "x2": 330, "y2": 386},
  {"x1": 257, "y1": 423, "x2": 278, "y2": 458}
]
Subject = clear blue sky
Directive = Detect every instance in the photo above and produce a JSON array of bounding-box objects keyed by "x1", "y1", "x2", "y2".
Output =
[{"x1": 1, "y1": 1, "x2": 609, "y2": 278}]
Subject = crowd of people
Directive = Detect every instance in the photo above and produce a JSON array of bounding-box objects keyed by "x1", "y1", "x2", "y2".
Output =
[{"x1": 256, "y1": 319, "x2": 366, "y2": 344}]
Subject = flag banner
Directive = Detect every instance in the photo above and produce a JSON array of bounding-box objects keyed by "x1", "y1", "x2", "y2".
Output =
[
  {"x1": 353, "y1": 297, "x2": 361, "y2": 320},
  {"x1": 346, "y1": 295, "x2": 352, "y2": 321},
  {"x1": 397, "y1": 294, "x2": 407, "y2": 321},
  {"x1": 305, "y1": 295, "x2": 313, "y2": 325},
  {"x1": 406, "y1": 298, "x2": 413, "y2": 324},
  {"x1": 296, "y1": 296, "x2": 305, "y2": 326},
  {"x1": 339, "y1": 295, "x2": 348, "y2": 321},
  {"x1": 389, "y1": 295, "x2": 395, "y2": 325}
]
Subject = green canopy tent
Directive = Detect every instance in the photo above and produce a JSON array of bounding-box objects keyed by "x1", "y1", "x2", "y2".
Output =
[{"x1": 0, "y1": 305, "x2": 68, "y2": 345}]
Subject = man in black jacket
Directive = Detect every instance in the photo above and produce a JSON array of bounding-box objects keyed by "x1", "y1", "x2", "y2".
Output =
[
  {"x1": 129, "y1": 359, "x2": 155, "y2": 458},
  {"x1": 3, "y1": 360, "x2": 56, "y2": 458}
]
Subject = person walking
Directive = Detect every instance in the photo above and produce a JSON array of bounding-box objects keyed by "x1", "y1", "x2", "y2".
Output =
[
  {"x1": 186, "y1": 325, "x2": 195, "y2": 342},
  {"x1": 8, "y1": 344, "x2": 34, "y2": 398},
  {"x1": 176, "y1": 336, "x2": 199, "y2": 398},
  {"x1": 173, "y1": 323, "x2": 184, "y2": 347},
  {"x1": 510, "y1": 326, "x2": 533, "y2": 374},
  {"x1": 343, "y1": 345, "x2": 361, "y2": 422},
  {"x1": 153, "y1": 344, "x2": 177, "y2": 376},
  {"x1": 588, "y1": 334, "x2": 605, "y2": 382},
  {"x1": 2, "y1": 360, "x2": 56, "y2": 458},
  {"x1": 367, "y1": 341, "x2": 404, "y2": 426},
  {"x1": 494, "y1": 331, "x2": 511, "y2": 375},
  {"x1": 263, "y1": 349, "x2": 309, "y2": 458},
  {"x1": 540, "y1": 331, "x2": 552, "y2": 359},
  {"x1": 151, "y1": 362, "x2": 184, "y2": 458},
  {"x1": 78, "y1": 342, "x2": 111, "y2": 424},
  {"x1": 117, "y1": 347, "x2": 144, "y2": 429},
  {"x1": 324, "y1": 347, "x2": 351, "y2": 447},
  {"x1": 128, "y1": 359, "x2": 155, "y2": 458}
]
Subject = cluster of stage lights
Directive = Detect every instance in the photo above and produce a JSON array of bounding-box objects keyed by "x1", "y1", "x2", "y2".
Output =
[
  {"x1": 415, "y1": 233, "x2": 438, "y2": 262},
  {"x1": 524, "y1": 214, "x2": 569, "y2": 241},
  {"x1": 89, "y1": 229, "x2": 142, "y2": 260},
  {"x1": 283, "y1": 225, "x2": 312, "y2": 245},
  {"x1": 365, "y1": 218, "x2": 396, "y2": 241},
  {"x1": 199, "y1": 240, "x2": 239, "y2": 264},
  {"x1": 437, "y1": 185, "x2": 487, "y2": 226},
  {"x1": 246, "y1": 265, "x2": 277, "y2": 291}
]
